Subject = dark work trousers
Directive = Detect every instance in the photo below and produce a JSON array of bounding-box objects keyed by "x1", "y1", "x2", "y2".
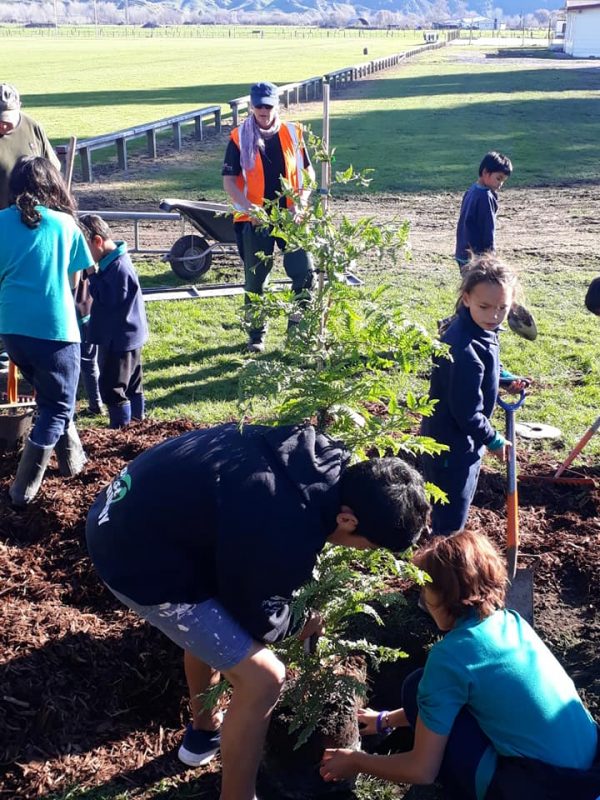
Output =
[
  {"x1": 3, "y1": 333, "x2": 80, "y2": 447},
  {"x1": 234, "y1": 221, "x2": 314, "y2": 342},
  {"x1": 79, "y1": 322, "x2": 103, "y2": 412},
  {"x1": 421, "y1": 446, "x2": 483, "y2": 536},
  {"x1": 402, "y1": 668, "x2": 493, "y2": 800},
  {"x1": 98, "y1": 347, "x2": 143, "y2": 407}
]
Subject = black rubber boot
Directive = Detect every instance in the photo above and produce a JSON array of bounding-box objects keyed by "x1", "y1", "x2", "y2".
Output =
[
  {"x1": 54, "y1": 421, "x2": 87, "y2": 477},
  {"x1": 9, "y1": 438, "x2": 54, "y2": 507}
]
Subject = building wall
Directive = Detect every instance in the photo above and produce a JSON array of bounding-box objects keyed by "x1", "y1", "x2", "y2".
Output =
[{"x1": 565, "y1": 7, "x2": 600, "y2": 57}]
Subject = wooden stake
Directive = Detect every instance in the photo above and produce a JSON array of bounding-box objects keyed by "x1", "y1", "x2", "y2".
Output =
[
  {"x1": 318, "y1": 82, "x2": 331, "y2": 301},
  {"x1": 64, "y1": 135, "x2": 77, "y2": 194}
]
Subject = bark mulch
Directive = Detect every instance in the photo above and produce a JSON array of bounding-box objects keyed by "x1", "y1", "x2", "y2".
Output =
[{"x1": 1, "y1": 422, "x2": 599, "y2": 799}]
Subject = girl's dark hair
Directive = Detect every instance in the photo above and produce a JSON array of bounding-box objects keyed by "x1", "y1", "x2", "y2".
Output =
[
  {"x1": 413, "y1": 530, "x2": 507, "y2": 620},
  {"x1": 455, "y1": 252, "x2": 519, "y2": 314},
  {"x1": 9, "y1": 156, "x2": 76, "y2": 229}
]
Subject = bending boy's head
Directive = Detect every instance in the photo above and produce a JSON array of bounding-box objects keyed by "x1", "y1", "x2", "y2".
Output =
[
  {"x1": 479, "y1": 151, "x2": 513, "y2": 178},
  {"x1": 414, "y1": 530, "x2": 506, "y2": 622},
  {"x1": 334, "y1": 457, "x2": 430, "y2": 552},
  {"x1": 585, "y1": 277, "x2": 600, "y2": 316},
  {"x1": 78, "y1": 213, "x2": 115, "y2": 261}
]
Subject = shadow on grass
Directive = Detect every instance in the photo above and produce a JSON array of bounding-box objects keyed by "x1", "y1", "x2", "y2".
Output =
[
  {"x1": 485, "y1": 48, "x2": 573, "y2": 60},
  {"x1": 24, "y1": 82, "x2": 248, "y2": 112},
  {"x1": 303, "y1": 91, "x2": 600, "y2": 192},
  {"x1": 144, "y1": 343, "x2": 244, "y2": 373}
]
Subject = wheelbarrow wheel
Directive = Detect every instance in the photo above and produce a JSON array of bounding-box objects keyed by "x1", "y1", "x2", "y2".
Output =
[{"x1": 168, "y1": 235, "x2": 212, "y2": 280}]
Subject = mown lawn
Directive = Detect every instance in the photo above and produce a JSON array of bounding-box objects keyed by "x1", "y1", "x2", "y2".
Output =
[
  {"x1": 0, "y1": 31, "x2": 422, "y2": 140},
  {"x1": 4, "y1": 37, "x2": 599, "y2": 458}
]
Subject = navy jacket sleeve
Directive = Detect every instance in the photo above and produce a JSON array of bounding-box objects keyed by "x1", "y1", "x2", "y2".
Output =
[
  {"x1": 473, "y1": 190, "x2": 496, "y2": 253},
  {"x1": 447, "y1": 344, "x2": 497, "y2": 447},
  {"x1": 88, "y1": 264, "x2": 130, "y2": 308},
  {"x1": 215, "y1": 514, "x2": 318, "y2": 644}
]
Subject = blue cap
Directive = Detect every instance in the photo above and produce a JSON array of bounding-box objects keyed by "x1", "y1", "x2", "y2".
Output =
[{"x1": 250, "y1": 81, "x2": 279, "y2": 107}]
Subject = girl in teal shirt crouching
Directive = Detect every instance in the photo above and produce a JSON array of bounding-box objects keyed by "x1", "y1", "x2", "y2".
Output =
[{"x1": 321, "y1": 530, "x2": 599, "y2": 800}]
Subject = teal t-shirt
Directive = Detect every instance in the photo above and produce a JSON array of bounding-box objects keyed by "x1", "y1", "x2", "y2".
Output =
[
  {"x1": 418, "y1": 609, "x2": 598, "y2": 800},
  {"x1": 0, "y1": 205, "x2": 93, "y2": 342}
]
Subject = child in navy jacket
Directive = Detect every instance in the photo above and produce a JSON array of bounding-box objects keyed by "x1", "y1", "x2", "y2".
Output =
[
  {"x1": 455, "y1": 151, "x2": 512, "y2": 271},
  {"x1": 79, "y1": 215, "x2": 148, "y2": 429},
  {"x1": 421, "y1": 254, "x2": 527, "y2": 536}
]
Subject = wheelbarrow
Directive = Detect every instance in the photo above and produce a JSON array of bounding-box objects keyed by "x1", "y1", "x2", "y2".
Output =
[
  {"x1": 0, "y1": 361, "x2": 36, "y2": 453},
  {"x1": 497, "y1": 391, "x2": 535, "y2": 626},
  {"x1": 160, "y1": 199, "x2": 238, "y2": 280}
]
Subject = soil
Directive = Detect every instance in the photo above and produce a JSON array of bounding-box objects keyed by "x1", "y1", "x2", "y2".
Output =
[
  {"x1": 2, "y1": 47, "x2": 600, "y2": 800},
  {"x1": 1, "y1": 424, "x2": 598, "y2": 799}
]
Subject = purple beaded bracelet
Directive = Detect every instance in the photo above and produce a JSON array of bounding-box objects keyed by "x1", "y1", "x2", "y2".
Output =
[{"x1": 376, "y1": 710, "x2": 393, "y2": 735}]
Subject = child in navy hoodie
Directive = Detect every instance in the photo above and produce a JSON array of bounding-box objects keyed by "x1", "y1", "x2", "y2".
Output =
[
  {"x1": 421, "y1": 254, "x2": 527, "y2": 536},
  {"x1": 79, "y1": 214, "x2": 148, "y2": 429},
  {"x1": 455, "y1": 151, "x2": 513, "y2": 272}
]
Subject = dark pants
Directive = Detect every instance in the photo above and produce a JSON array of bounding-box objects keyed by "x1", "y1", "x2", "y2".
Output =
[
  {"x1": 98, "y1": 348, "x2": 143, "y2": 407},
  {"x1": 235, "y1": 221, "x2": 314, "y2": 341},
  {"x1": 421, "y1": 446, "x2": 482, "y2": 536},
  {"x1": 3, "y1": 334, "x2": 80, "y2": 447},
  {"x1": 402, "y1": 668, "x2": 493, "y2": 800},
  {"x1": 79, "y1": 322, "x2": 102, "y2": 411}
]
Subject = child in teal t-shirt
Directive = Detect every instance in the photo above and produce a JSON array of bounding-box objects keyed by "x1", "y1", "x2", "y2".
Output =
[
  {"x1": 320, "y1": 531, "x2": 599, "y2": 800},
  {"x1": 0, "y1": 156, "x2": 93, "y2": 506}
]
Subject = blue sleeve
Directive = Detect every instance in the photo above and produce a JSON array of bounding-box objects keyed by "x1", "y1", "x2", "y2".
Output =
[
  {"x1": 475, "y1": 191, "x2": 496, "y2": 253},
  {"x1": 447, "y1": 346, "x2": 496, "y2": 446},
  {"x1": 88, "y1": 264, "x2": 131, "y2": 308},
  {"x1": 218, "y1": 567, "x2": 302, "y2": 644},
  {"x1": 68, "y1": 229, "x2": 94, "y2": 274},
  {"x1": 418, "y1": 643, "x2": 470, "y2": 735}
]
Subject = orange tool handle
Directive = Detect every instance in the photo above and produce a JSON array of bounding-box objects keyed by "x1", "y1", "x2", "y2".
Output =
[
  {"x1": 506, "y1": 490, "x2": 519, "y2": 581},
  {"x1": 555, "y1": 416, "x2": 600, "y2": 478},
  {"x1": 7, "y1": 360, "x2": 18, "y2": 404}
]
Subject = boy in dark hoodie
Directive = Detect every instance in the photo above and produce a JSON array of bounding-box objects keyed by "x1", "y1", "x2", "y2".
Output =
[
  {"x1": 86, "y1": 423, "x2": 430, "y2": 800},
  {"x1": 79, "y1": 214, "x2": 148, "y2": 429}
]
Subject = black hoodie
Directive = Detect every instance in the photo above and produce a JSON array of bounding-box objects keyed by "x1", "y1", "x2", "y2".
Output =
[{"x1": 86, "y1": 423, "x2": 349, "y2": 643}]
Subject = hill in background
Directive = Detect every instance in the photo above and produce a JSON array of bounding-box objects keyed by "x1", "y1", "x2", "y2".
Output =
[{"x1": 0, "y1": 0, "x2": 562, "y2": 29}]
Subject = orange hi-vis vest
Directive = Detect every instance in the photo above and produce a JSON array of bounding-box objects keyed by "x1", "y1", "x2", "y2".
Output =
[{"x1": 231, "y1": 121, "x2": 305, "y2": 222}]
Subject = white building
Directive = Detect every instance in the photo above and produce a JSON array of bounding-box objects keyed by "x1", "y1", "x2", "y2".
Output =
[{"x1": 564, "y1": 0, "x2": 600, "y2": 57}]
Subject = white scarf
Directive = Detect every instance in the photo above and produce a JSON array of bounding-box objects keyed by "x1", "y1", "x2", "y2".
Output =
[{"x1": 239, "y1": 113, "x2": 282, "y2": 172}]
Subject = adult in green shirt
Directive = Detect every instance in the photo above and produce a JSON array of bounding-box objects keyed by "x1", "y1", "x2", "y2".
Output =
[{"x1": 0, "y1": 82, "x2": 60, "y2": 209}]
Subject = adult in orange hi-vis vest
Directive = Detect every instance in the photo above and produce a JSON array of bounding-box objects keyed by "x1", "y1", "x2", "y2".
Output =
[{"x1": 222, "y1": 81, "x2": 315, "y2": 353}]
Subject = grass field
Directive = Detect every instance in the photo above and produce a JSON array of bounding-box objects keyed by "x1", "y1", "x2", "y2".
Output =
[
  {"x1": 3, "y1": 36, "x2": 600, "y2": 459},
  {"x1": 9, "y1": 42, "x2": 593, "y2": 197},
  {"x1": 0, "y1": 32, "x2": 423, "y2": 139},
  {"x1": 2, "y1": 35, "x2": 600, "y2": 800}
]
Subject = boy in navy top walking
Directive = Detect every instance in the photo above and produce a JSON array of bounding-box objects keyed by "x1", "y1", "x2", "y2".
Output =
[
  {"x1": 455, "y1": 151, "x2": 512, "y2": 271},
  {"x1": 79, "y1": 215, "x2": 148, "y2": 429},
  {"x1": 452, "y1": 152, "x2": 536, "y2": 342}
]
